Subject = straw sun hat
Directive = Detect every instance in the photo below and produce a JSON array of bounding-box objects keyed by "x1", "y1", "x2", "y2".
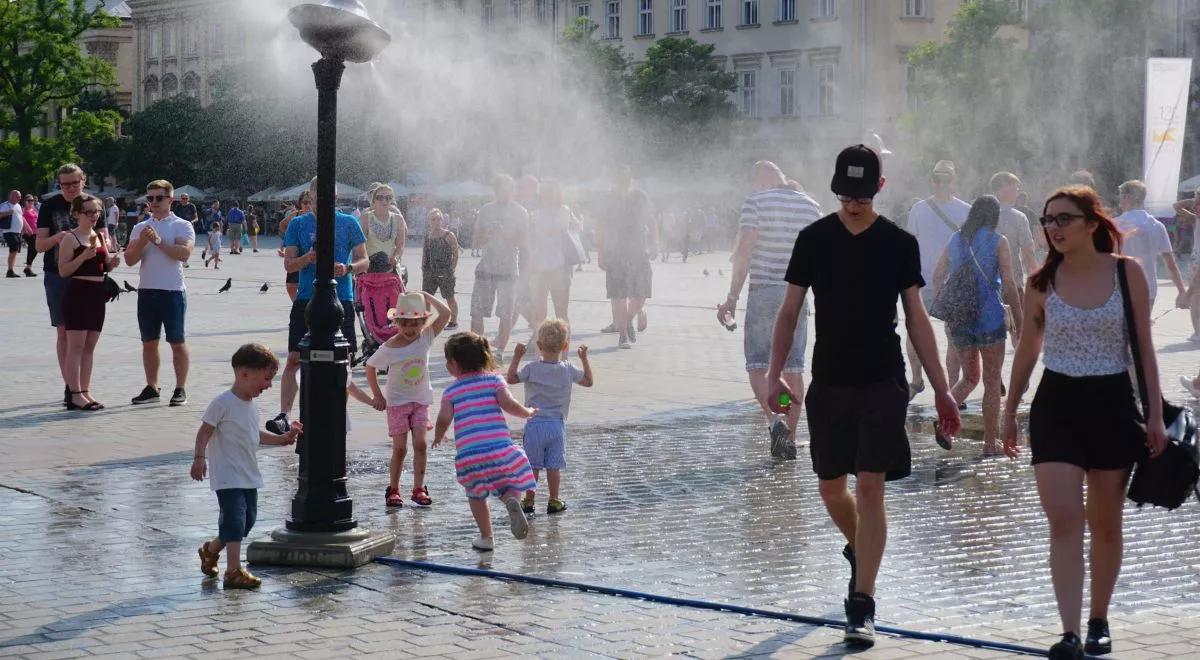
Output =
[{"x1": 387, "y1": 292, "x2": 433, "y2": 321}]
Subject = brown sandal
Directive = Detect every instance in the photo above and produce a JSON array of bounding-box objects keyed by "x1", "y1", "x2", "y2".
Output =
[
  {"x1": 198, "y1": 542, "x2": 220, "y2": 577},
  {"x1": 223, "y1": 567, "x2": 262, "y2": 589}
]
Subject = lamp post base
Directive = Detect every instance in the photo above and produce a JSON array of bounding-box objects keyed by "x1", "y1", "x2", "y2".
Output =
[{"x1": 247, "y1": 526, "x2": 395, "y2": 569}]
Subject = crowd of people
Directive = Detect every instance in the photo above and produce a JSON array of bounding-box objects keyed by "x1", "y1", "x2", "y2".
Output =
[{"x1": 6, "y1": 144, "x2": 1199, "y2": 660}]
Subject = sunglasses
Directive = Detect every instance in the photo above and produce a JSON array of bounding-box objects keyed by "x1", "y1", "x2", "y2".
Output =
[
  {"x1": 78, "y1": 209, "x2": 102, "y2": 217},
  {"x1": 375, "y1": 195, "x2": 394, "y2": 202},
  {"x1": 59, "y1": 179, "x2": 83, "y2": 187},
  {"x1": 1039, "y1": 213, "x2": 1086, "y2": 228},
  {"x1": 146, "y1": 194, "x2": 169, "y2": 202}
]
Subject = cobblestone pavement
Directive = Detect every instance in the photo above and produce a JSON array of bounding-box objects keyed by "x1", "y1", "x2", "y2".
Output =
[{"x1": 2, "y1": 240, "x2": 1200, "y2": 658}]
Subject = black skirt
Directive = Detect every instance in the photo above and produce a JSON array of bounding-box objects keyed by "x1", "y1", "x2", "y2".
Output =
[
  {"x1": 62, "y1": 279, "x2": 107, "y2": 332},
  {"x1": 1029, "y1": 369, "x2": 1146, "y2": 470}
]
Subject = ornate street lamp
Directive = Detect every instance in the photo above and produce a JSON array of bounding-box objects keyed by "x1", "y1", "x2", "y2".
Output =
[{"x1": 248, "y1": 0, "x2": 393, "y2": 568}]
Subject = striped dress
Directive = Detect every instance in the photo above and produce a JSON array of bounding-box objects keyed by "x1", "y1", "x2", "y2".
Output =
[{"x1": 443, "y1": 373, "x2": 537, "y2": 500}]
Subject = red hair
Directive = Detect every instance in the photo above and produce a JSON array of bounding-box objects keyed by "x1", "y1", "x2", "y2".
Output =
[{"x1": 1029, "y1": 185, "x2": 1123, "y2": 292}]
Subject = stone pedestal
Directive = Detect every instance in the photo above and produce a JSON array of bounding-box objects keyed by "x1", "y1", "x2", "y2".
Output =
[{"x1": 247, "y1": 527, "x2": 395, "y2": 569}]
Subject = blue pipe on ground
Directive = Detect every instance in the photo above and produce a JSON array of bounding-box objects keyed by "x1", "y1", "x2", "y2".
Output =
[{"x1": 374, "y1": 556, "x2": 1054, "y2": 657}]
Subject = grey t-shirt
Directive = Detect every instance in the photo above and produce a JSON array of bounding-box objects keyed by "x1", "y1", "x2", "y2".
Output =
[
  {"x1": 476, "y1": 200, "x2": 528, "y2": 277},
  {"x1": 518, "y1": 360, "x2": 585, "y2": 419},
  {"x1": 997, "y1": 205, "x2": 1035, "y2": 278}
]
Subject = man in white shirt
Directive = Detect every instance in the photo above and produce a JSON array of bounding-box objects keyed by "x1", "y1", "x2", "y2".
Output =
[
  {"x1": 104, "y1": 197, "x2": 120, "y2": 250},
  {"x1": 1116, "y1": 180, "x2": 1186, "y2": 308},
  {"x1": 904, "y1": 160, "x2": 970, "y2": 397},
  {"x1": 989, "y1": 172, "x2": 1037, "y2": 289},
  {"x1": 125, "y1": 179, "x2": 196, "y2": 407},
  {"x1": 1, "y1": 189, "x2": 22, "y2": 278}
]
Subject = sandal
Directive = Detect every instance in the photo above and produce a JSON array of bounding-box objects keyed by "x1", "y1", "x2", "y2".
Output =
[
  {"x1": 198, "y1": 541, "x2": 220, "y2": 577},
  {"x1": 410, "y1": 486, "x2": 432, "y2": 507},
  {"x1": 223, "y1": 567, "x2": 262, "y2": 589},
  {"x1": 77, "y1": 391, "x2": 104, "y2": 411}
]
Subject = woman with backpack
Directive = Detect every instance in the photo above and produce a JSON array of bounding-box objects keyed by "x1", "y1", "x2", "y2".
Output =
[
  {"x1": 1002, "y1": 185, "x2": 1168, "y2": 659},
  {"x1": 930, "y1": 195, "x2": 1023, "y2": 455}
]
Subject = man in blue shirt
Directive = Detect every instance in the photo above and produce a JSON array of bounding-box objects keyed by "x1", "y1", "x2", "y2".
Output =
[
  {"x1": 267, "y1": 179, "x2": 367, "y2": 434},
  {"x1": 226, "y1": 202, "x2": 246, "y2": 254}
]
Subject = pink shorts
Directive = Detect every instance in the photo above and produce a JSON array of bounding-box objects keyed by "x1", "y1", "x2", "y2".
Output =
[{"x1": 387, "y1": 403, "x2": 430, "y2": 437}]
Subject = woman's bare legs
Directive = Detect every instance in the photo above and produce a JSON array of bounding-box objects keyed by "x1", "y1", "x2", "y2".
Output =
[{"x1": 1035, "y1": 462, "x2": 1087, "y2": 637}]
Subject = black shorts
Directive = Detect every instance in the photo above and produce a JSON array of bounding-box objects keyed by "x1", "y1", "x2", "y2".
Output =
[
  {"x1": 423, "y1": 270, "x2": 456, "y2": 298},
  {"x1": 1030, "y1": 369, "x2": 1146, "y2": 471},
  {"x1": 286, "y1": 271, "x2": 299, "y2": 284},
  {"x1": 805, "y1": 375, "x2": 912, "y2": 481},
  {"x1": 605, "y1": 260, "x2": 652, "y2": 300},
  {"x1": 288, "y1": 298, "x2": 357, "y2": 354},
  {"x1": 3, "y1": 232, "x2": 20, "y2": 252}
]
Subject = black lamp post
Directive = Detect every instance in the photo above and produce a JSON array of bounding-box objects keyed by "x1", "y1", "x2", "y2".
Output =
[{"x1": 286, "y1": 1, "x2": 390, "y2": 533}]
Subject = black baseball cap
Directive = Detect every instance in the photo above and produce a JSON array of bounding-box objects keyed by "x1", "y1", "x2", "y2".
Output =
[{"x1": 830, "y1": 144, "x2": 882, "y2": 199}]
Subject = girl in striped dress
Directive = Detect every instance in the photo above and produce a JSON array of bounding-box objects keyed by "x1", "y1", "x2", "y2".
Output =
[{"x1": 434, "y1": 332, "x2": 537, "y2": 551}]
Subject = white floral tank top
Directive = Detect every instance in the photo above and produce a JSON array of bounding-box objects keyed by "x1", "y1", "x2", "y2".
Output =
[{"x1": 1042, "y1": 270, "x2": 1130, "y2": 377}]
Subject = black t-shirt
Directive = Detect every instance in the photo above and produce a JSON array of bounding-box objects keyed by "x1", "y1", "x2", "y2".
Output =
[
  {"x1": 784, "y1": 213, "x2": 924, "y2": 386},
  {"x1": 174, "y1": 202, "x2": 198, "y2": 223},
  {"x1": 37, "y1": 194, "x2": 75, "y2": 276}
]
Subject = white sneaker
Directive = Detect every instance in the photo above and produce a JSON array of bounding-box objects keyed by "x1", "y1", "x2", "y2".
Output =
[
  {"x1": 504, "y1": 497, "x2": 529, "y2": 539},
  {"x1": 472, "y1": 535, "x2": 494, "y2": 551},
  {"x1": 1181, "y1": 376, "x2": 1200, "y2": 400}
]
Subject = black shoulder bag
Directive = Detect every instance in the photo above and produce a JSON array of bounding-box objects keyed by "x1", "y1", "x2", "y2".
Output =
[{"x1": 1117, "y1": 258, "x2": 1199, "y2": 509}]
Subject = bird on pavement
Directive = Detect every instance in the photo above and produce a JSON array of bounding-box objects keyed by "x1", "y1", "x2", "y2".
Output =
[
  {"x1": 123, "y1": 280, "x2": 136, "y2": 293},
  {"x1": 260, "y1": 282, "x2": 269, "y2": 293},
  {"x1": 702, "y1": 269, "x2": 710, "y2": 277},
  {"x1": 218, "y1": 278, "x2": 232, "y2": 293}
]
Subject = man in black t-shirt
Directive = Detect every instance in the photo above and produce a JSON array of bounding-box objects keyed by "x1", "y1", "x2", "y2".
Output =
[
  {"x1": 767, "y1": 145, "x2": 961, "y2": 649},
  {"x1": 173, "y1": 194, "x2": 198, "y2": 233}
]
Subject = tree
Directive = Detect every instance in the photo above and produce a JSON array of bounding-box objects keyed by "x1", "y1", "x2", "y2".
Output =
[
  {"x1": 0, "y1": 0, "x2": 120, "y2": 190},
  {"x1": 116, "y1": 96, "x2": 208, "y2": 187},
  {"x1": 625, "y1": 37, "x2": 736, "y2": 154},
  {"x1": 560, "y1": 17, "x2": 630, "y2": 115}
]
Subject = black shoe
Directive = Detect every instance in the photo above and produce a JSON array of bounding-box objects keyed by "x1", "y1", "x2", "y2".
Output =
[
  {"x1": 63, "y1": 385, "x2": 71, "y2": 407},
  {"x1": 1085, "y1": 618, "x2": 1111, "y2": 655},
  {"x1": 131, "y1": 385, "x2": 161, "y2": 405},
  {"x1": 1049, "y1": 632, "x2": 1084, "y2": 659},
  {"x1": 842, "y1": 544, "x2": 857, "y2": 595},
  {"x1": 5, "y1": 270, "x2": 18, "y2": 278},
  {"x1": 843, "y1": 592, "x2": 875, "y2": 648},
  {"x1": 169, "y1": 388, "x2": 187, "y2": 406},
  {"x1": 769, "y1": 419, "x2": 789, "y2": 458},
  {"x1": 23, "y1": 268, "x2": 36, "y2": 277},
  {"x1": 265, "y1": 412, "x2": 290, "y2": 435}
]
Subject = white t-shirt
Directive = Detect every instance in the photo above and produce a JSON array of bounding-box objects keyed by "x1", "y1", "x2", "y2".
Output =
[
  {"x1": 129, "y1": 213, "x2": 195, "y2": 291},
  {"x1": 907, "y1": 197, "x2": 970, "y2": 286},
  {"x1": 201, "y1": 390, "x2": 264, "y2": 491},
  {"x1": 106, "y1": 205, "x2": 119, "y2": 228},
  {"x1": 1116, "y1": 209, "x2": 1173, "y2": 301},
  {"x1": 0, "y1": 201, "x2": 18, "y2": 234},
  {"x1": 364, "y1": 329, "x2": 435, "y2": 406}
]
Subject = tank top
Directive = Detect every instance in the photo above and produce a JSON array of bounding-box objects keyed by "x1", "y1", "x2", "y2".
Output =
[
  {"x1": 423, "y1": 232, "x2": 454, "y2": 272},
  {"x1": 363, "y1": 210, "x2": 400, "y2": 259},
  {"x1": 1042, "y1": 268, "x2": 1130, "y2": 377},
  {"x1": 947, "y1": 229, "x2": 1005, "y2": 335},
  {"x1": 70, "y1": 240, "x2": 109, "y2": 278}
]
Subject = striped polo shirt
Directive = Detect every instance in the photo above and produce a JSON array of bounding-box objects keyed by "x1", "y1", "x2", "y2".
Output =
[{"x1": 739, "y1": 187, "x2": 821, "y2": 285}]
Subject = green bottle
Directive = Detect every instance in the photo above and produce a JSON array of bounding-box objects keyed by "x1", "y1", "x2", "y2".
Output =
[{"x1": 779, "y1": 393, "x2": 792, "y2": 407}]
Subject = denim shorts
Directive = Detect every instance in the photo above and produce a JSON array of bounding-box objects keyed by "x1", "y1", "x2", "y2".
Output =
[
  {"x1": 44, "y1": 270, "x2": 67, "y2": 327},
  {"x1": 216, "y1": 488, "x2": 258, "y2": 543},
  {"x1": 137, "y1": 289, "x2": 187, "y2": 343},
  {"x1": 522, "y1": 417, "x2": 566, "y2": 470},
  {"x1": 744, "y1": 284, "x2": 807, "y2": 373}
]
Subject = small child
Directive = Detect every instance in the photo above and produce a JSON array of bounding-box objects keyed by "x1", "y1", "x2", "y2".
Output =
[
  {"x1": 434, "y1": 332, "x2": 537, "y2": 551},
  {"x1": 421, "y1": 208, "x2": 461, "y2": 329},
  {"x1": 366, "y1": 291, "x2": 452, "y2": 508},
  {"x1": 507, "y1": 320, "x2": 593, "y2": 515},
  {"x1": 204, "y1": 221, "x2": 222, "y2": 269},
  {"x1": 191, "y1": 343, "x2": 302, "y2": 589}
]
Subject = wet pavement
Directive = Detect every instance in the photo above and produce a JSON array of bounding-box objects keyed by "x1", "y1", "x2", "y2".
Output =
[{"x1": 3, "y1": 241, "x2": 1200, "y2": 658}]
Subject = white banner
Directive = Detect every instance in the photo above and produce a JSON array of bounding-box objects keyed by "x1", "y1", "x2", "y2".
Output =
[{"x1": 1143, "y1": 57, "x2": 1192, "y2": 216}]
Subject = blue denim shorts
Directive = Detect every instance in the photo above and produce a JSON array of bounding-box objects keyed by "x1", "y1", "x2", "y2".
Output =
[
  {"x1": 744, "y1": 284, "x2": 807, "y2": 373},
  {"x1": 216, "y1": 488, "x2": 258, "y2": 543},
  {"x1": 137, "y1": 289, "x2": 187, "y2": 343},
  {"x1": 44, "y1": 270, "x2": 67, "y2": 327},
  {"x1": 522, "y1": 417, "x2": 566, "y2": 470}
]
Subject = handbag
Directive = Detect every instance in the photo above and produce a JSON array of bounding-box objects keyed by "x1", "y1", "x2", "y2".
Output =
[
  {"x1": 928, "y1": 259, "x2": 980, "y2": 329},
  {"x1": 1117, "y1": 259, "x2": 1199, "y2": 509}
]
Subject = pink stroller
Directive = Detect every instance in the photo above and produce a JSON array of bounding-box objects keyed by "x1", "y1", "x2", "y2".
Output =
[{"x1": 353, "y1": 270, "x2": 406, "y2": 363}]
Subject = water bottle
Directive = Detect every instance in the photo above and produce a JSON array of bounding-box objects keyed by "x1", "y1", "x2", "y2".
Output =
[{"x1": 719, "y1": 310, "x2": 737, "y2": 332}]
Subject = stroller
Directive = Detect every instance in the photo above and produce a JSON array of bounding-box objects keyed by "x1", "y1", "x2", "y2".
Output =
[{"x1": 353, "y1": 261, "x2": 409, "y2": 365}]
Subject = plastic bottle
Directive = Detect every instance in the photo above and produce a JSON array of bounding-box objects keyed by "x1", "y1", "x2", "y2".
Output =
[{"x1": 720, "y1": 310, "x2": 738, "y2": 332}]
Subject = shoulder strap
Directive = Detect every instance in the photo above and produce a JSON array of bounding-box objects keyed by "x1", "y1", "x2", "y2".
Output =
[
  {"x1": 927, "y1": 198, "x2": 960, "y2": 234},
  {"x1": 1116, "y1": 258, "x2": 1151, "y2": 418}
]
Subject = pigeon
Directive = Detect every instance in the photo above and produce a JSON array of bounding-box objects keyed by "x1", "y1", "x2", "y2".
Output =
[
  {"x1": 702, "y1": 269, "x2": 710, "y2": 276},
  {"x1": 260, "y1": 282, "x2": 269, "y2": 293},
  {"x1": 718, "y1": 269, "x2": 724, "y2": 277},
  {"x1": 123, "y1": 280, "x2": 136, "y2": 293},
  {"x1": 218, "y1": 277, "x2": 232, "y2": 293}
]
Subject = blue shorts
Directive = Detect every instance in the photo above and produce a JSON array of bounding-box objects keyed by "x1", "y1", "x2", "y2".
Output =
[
  {"x1": 216, "y1": 488, "x2": 258, "y2": 543},
  {"x1": 44, "y1": 270, "x2": 67, "y2": 327},
  {"x1": 744, "y1": 284, "x2": 807, "y2": 373},
  {"x1": 137, "y1": 289, "x2": 187, "y2": 343},
  {"x1": 522, "y1": 417, "x2": 566, "y2": 470}
]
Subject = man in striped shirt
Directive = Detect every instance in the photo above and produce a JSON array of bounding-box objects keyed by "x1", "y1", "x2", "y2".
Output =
[{"x1": 718, "y1": 161, "x2": 821, "y2": 459}]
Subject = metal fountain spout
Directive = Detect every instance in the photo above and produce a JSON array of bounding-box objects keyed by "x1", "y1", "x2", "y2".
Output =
[{"x1": 288, "y1": 0, "x2": 391, "y2": 64}]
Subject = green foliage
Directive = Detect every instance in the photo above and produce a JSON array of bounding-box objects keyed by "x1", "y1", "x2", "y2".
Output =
[
  {"x1": 625, "y1": 37, "x2": 736, "y2": 152},
  {"x1": 116, "y1": 95, "x2": 207, "y2": 187},
  {"x1": 560, "y1": 17, "x2": 630, "y2": 112}
]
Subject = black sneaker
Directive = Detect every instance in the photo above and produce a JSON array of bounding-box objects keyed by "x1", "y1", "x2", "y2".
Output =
[
  {"x1": 769, "y1": 419, "x2": 789, "y2": 458},
  {"x1": 1085, "y1": 618, "x2": 1111, "y2": 655},
  {"x1": 131, "y1": 385, "x2": 161, "y2": 405},
  {"x1": 1049, "y1": 632, "x2": 1084, "y2": 659},
  {"x1": 169, "y1": 388, "x2": 187, "y2": 406},
  {"x1": 5, "y1": 270, "x2": 18, "y2": 278},
  {"x1": 265, "y1": 412, "x2": 290, "y2": 435},
  {"x1": 843, "y1": 592, "x2": 876, "y2": 647},
  {"x1": 842, "y1": 544, "x2": 857, "y2": 595}
]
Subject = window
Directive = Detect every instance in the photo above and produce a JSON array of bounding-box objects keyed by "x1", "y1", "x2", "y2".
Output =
[
  {"x1": 638, "y1": 0, "x2": 652, "y2": 35},
  {"x1": 606, "y1": 0, "x2": 621, "y2": 37},
  {"x1": 578, "y1": 2, "x2": 591, "y2": 18},
  {"x1": 147, "y1": 28, "x2": 159, "y2": 59},
  {"x1": 482, "y1": 0, "x2": 494, "y2": 26},
  {"x1": 671, "y1": 0, "x2": 687, "y2": 31},
  {"x1": 903, "y1": 0, "x2": 926, "y2": 17},
  {"x1": 212, "y1": 22, "x2": 223, "y2": 53},
  {"x1": 162, "y1": 24, "x2": 174, "y2": 56},
  {"x1": 779, "y1": 69, "x2": 796, "y2": 115},
  {"x1": 779, "y1": 0, "x2": 795, "y2": 20},
  {"x1": 161, "y1": 73, "x2": 178, "y2": 98},
  {"x1": 535, "y1": 0, "x2": 549, "y2": 23},
  {"x1": 1011, "y1": 0, "x2": 1028, "y2": 21},
  {"x1": 815, "y1": 0, "x2": 834, "y2": 18},
  {"x1": 183, "y1": 72, "x2": 200, "y2": 100},
  {"x1": 740, "y1": 0, "x2": 757, "y2": 25},
  {"x1": 738, "y1": 70, "x2": 757, "y2": 117},
  {"x1": 706, "y1": 0, "x2": 721, "y2": 27},
  {"x1": 817, "y1": 63, "x2": 835, "y2": 115},
  {"x1": 186, "y1": 23, "x2": 199, "y2": 54},
  {"x1": 143, "y1": 76, "x2": 159, "y2": 105}
]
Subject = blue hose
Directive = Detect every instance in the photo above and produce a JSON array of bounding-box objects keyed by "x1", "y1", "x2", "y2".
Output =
[{"x1": 374, "y1": 557, "x2": 1051, "y2": 657}]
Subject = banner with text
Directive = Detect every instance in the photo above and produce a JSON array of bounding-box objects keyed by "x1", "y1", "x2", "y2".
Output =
[{"x1": 1143, "y1": 57, "x2": 1193, "y2": 216}]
